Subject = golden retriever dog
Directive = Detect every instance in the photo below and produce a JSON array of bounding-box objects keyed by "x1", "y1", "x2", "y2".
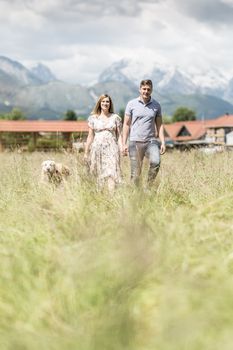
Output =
[{"x1": 41, "y1": 160, "x2": 70, "y2": 185}]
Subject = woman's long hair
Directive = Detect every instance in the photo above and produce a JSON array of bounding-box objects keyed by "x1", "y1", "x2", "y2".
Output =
[{"x1": 91, "y1": 94, "x2": 114, "y2": 116}]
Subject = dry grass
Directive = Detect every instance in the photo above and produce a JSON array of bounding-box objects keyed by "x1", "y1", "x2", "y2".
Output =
[{"x1": 1, "y1": 149, "x2": 233, "y2": 350}]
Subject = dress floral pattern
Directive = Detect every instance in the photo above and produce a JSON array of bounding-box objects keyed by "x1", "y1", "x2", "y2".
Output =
[{"x1": 88, "y1": 113, "x2": 122, "y2": 186}]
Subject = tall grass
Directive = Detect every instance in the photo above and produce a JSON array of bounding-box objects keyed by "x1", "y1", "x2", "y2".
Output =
[{"x1": 1, "y1": 150, "x2": 233, "y2": 350}]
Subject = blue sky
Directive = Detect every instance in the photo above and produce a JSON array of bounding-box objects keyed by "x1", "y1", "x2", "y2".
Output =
[{"x1": 0, "y1": 0, "x2": 233, "y2": 84}]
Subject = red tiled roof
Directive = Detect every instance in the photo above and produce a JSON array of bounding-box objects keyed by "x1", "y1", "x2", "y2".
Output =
[
  {"x1": 0, "y1": 120, "x2": 89, "y2": 132},
  {"x1": 2, "y1": 114, "x2": 233, "y2": 140},
  {"x1": 164, "y1": 120, "x2": 213, "y2": 141},
  {"x1": 207, "y1": 114, "x2": 233, "y2": 128},
  {"x1": 164, "y1": 115, "x2": 233, "y2": 142}
]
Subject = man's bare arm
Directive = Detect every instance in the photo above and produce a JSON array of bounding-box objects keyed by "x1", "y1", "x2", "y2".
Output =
[
  {"x1": 122, "y1": 114, "x2": 131, "y2": 155},
  {"x1": 156, "y1": 116, "x2": 166, "y2": 154}
]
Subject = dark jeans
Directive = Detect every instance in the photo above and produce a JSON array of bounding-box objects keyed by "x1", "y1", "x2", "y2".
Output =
[{"x1": 129, "y1": 140, "x2": 161, "y2": 185}]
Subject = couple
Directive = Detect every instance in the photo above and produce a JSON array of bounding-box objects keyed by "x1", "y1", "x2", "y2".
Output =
[{"x1": 84, "y1": 79, "x2": 166, "y2": 191}]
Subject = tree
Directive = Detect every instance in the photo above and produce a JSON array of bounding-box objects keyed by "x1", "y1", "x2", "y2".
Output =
[
  {"x1": 162, "y1": 115, "x2": 173, "y2": 124},
  {"x1": 10, "y1": 108, "x2": 26, "y2": 120},
  {"x1": 64, "y1": 110, "x2": 77, "y2": 121},
  {"x1": 0, "y1": 108, "x2": 26, "y2": 148},
  {"x1": 118, "y1": 108, "x2": 125, "y2": 123},
  {"x1": 172, "y1": 107, "x2": 196, "y2": 122},
  {"x1": 0, "y1": 108, "x2": 25, "y2": 120}
]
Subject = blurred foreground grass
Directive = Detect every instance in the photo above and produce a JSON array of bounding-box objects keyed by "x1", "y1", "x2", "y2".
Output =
[{"x1": 1, "y1": 150, "x2": 233, "y2": 350}]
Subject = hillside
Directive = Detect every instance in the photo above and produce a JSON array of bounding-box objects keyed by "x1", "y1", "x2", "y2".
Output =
[
  {"x1": 158, "y1": 93, "x2": 233, "y2": 120},
  {"x1": 0, "y1": 56, "x2": 233, "y2": 120}
]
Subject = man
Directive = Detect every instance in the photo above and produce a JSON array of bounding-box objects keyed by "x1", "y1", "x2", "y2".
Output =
[{"x1": 122, "y1": 79, "x2": 166, "y2": 186}]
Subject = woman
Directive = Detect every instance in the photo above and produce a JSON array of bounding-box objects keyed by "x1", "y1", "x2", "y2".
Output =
[{"x1": 84, "y1": 94, "x2": 122, "y2": 192}]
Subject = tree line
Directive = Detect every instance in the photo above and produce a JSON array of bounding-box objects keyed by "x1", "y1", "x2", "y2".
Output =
[{"x1": 0, "y1": 107, "x2": 197, "y2": 123}]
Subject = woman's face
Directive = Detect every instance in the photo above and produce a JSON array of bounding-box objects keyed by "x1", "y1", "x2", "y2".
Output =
[{"x1": 101, "y1": 97, "x2": 110, "y2": 112}]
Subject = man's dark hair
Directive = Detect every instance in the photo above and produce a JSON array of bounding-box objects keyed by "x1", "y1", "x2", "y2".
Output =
[{"x1": 140, "y1": 79, "x2": 153, "y2": 89}]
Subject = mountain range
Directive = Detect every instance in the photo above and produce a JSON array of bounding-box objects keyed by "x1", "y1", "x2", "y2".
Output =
[{"x1": 0, "y1": 55, "x2": 233, "y2": 120}]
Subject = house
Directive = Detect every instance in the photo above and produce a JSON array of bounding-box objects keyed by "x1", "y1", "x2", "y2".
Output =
[
  {"x1": 2, "y1": 114, "x2": 233, "y2": 152},
  {"x1": 164, "y1": 120, "x2": 212, "y2": 146},
  {"x1": 205, "y1": 114, "x2": 233, "y2": 145},
  {"x1": 0, "y1": 120, "x2": 89, "y2": 151},
  {"x1": 226, "y1": 131, "x2": 233, "y2": 146},
  {"x1": 164, "y1": 114, "x2": 233, "y2": 147}
]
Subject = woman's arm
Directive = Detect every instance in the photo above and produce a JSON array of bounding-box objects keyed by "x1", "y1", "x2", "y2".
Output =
[
  {"x1": 84, "y1": 128, "x2": 94, "y2": 160},
  {"x1": 122, "y1": 114, "x2": 131, "y2": 155},
  {"x1": 114, "y1": 114, "x2": 123, "y2": 152},
  {"x1": 116, "y1": 124, "x2": 123, "y2": 151}
]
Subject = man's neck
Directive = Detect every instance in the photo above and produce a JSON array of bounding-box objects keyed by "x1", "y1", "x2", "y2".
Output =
[{"x1": 139, "y1": 96, "x2": 151, "y2": 104}]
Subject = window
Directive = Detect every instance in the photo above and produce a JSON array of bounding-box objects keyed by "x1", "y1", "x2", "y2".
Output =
[{"x1": 177, "y1": 126, "x2": 191, "y2": 137}]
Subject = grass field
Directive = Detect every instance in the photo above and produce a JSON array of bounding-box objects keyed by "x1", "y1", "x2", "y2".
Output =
[{"x1": 1, "y1": 150, "x2": 233, "y2": 350}]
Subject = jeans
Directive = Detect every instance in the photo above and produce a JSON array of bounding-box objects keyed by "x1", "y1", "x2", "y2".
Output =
[{"x1": 129, "y1": 140, "x2": 161, "y2": 185}]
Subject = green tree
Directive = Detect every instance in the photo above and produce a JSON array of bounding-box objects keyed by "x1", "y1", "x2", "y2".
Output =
[
  {"x1": 172, "y1": 107, "x2": 196, "y2": 122},
  {"x1": 77, "y1": 115, "x2": 87, "y2": 121},
  {"x1": 10, "y1": 108, "x2": 26, "y2": 120},
  {"x1": 0, "y1": 108, "x2": 25, "y2": 120},
  {"x1": 64, "y1": 110, "x2": 77, "y2": 121},
  {"x1": 118, "y1": 108, "x2": 125, "y2": 123},
  {"x1": 162, "y1": 115, "x2": 173, "y2": 124}
]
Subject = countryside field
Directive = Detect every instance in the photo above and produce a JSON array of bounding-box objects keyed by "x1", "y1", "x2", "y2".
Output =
[{"x1": 1, "y1": 150, "x2": 233, "y2": 350}]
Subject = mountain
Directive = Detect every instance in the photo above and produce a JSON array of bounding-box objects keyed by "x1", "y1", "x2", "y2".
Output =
[
  {"x1": 0, "y1": 56, "x2": 94, "y2": 119},
  {"x1": 157, "y1": 92, "x2": 233, "y2": 120},
  {"x1": 0, "y1": 68, "x2": 20, "y2": 98},
  {"x1": 0, "y1": 56, "x2": 42, "y2": 86},
  {"x1": 100, "y1": 58, "x2": 232, "y2": 103},
  {"x1": 30, "y1": 63, "x2": 57, "y2": 83},
  {"x1": 190, "y1": 67, "x2": 228, "y2": 98},
  {"x1": 224, "y1": 77, "x2": 233, "y2": 103},
  {"x1": 153, "y1": 68, "x2": 196, "y2": 95},
  {"x1": 103, "y1": 59, "x2": 197, "y2": 95},
  {"x1": 93, "y1": 59, "x2": 233, "y2": 119},
  {"x1": 98, "y1": 60, "x2": 138, "y2": 89},
  {"x1": 0, "y1": 56, "x2": 44, "y2": 103},
  {"x1": 13, "y1": 81, "x2": 94, "y2": 119},
  {"x1": 0, "y1": 56, "x2": 233, "y2": 120},
  {"x1": 88, "y1": 81, "x2": 138, "y2": 111}
]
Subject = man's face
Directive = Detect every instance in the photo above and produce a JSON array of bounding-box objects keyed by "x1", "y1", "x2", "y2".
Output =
[{"x1": 139, "y1": 84, "x2": 152, "y2": 100}]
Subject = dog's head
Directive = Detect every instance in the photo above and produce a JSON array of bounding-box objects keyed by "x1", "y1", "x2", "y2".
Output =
[{"x1": 41, "y1": 160, "x2": 56, "y2": 174}]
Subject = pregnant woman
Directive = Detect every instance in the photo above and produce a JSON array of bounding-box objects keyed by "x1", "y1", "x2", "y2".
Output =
[{"x1": 84, "y1": 94, "x2": 122, "y2": 192}]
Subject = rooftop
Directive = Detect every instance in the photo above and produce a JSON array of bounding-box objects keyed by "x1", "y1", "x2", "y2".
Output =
[{"x1": 0, "y1": 120, "x2": 89, "y2": 132}]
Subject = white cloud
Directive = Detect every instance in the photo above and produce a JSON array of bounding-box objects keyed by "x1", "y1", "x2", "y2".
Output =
[{"x1": 221, "y1": 0, "x2": 233, "y2": 5}]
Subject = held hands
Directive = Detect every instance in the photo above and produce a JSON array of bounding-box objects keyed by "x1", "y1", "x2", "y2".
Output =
[
  {"x1": 121, "y1": 143, "x2": 165, "y2": 156},
  {"x1": 121, "y1": 144, "x2": 128, "y2": 156},
  {"x1": 83, "y1": 153, "x2": 89, "y2": 164}
]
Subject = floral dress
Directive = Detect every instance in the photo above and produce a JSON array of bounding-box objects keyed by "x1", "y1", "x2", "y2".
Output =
[{"x1": 88, "y1": 113, "x2": 122, "y2": 186}]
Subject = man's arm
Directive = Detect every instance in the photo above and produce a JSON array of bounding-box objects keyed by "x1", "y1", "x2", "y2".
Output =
[
  {"x1": 155, "y1": 116, "x2": 166, "y2": 154},
  {"x1": 122, "y1": 114, "x2": 131, "y2": 155}
]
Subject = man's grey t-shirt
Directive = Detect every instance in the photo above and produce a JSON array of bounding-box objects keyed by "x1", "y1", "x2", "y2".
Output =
[{"x1": 125, "y1": 97, "x2": 162, "y2": 142}]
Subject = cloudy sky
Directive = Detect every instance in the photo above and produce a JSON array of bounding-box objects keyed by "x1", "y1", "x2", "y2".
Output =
[{"x1": 0, "y1": 0, "x2": 233, "y2": 84}]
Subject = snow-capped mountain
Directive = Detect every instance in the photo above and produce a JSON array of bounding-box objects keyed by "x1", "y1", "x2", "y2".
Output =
[
  {"x1": 0, "y1": 56, "x2": 42, "y2": 86},
  {"x1": 189, "y1": 67, "x2": 229, "y2": 97},
  {"x1": 154, "y1": 68, "x2": 196, "y2": 95},
  {"x1": 98, "y1": 59, "x2": 137, "y2": 89},
  {"x1": 102, "y1": 59, "x2": 196, "y2": 94},
  {"x1": 30, "y1": 63, "x2": 57, "y2": 83},
  {"x1": 0, "y1": 56, "x2": 233, "y2": 120},
  {"x1": 97, "y1": 58, "x2": 231, "y2": 102}
]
